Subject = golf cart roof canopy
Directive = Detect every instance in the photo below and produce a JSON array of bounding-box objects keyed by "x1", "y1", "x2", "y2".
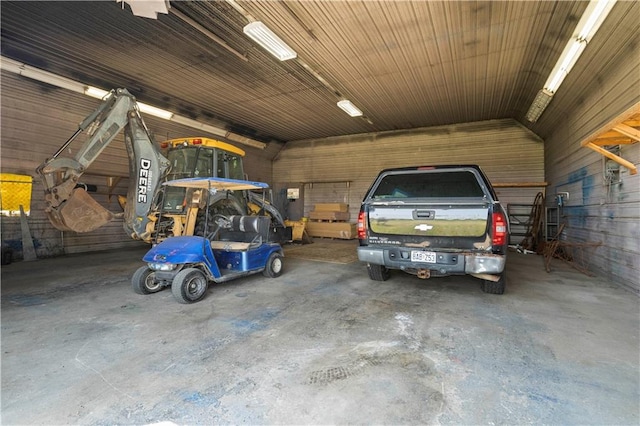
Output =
[{"x1": 163, "y1": 177, "x2": 269, "y2": 191}]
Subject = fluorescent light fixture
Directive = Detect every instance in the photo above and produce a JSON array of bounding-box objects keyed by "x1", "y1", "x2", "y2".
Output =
[
  {"x1": 544, "y1": 40, "x2": 586, "y2": 93},
  {"x1": 84, "y1": 86, "x2": 110, "y2": 99},
  {"x1": 170, "y1": 115, "x2": 228, "y2": 137},
  {"x1": 1, "y1": 55, "x2": 265, "y2": 148},
  {"x1": 0, "y1": 56, "x2": 23, "y2": 74},
  {"x1": 137, "y1": 102, "x2": 174, "y2": 120},
  {"x1": 226, "y1": 132, "x2": 267, "y2": 150},
  {"x1": 526, "y1": 0, "x2": 616, "y2": 122},
  {"x1": 576, "y1": 0, "x2": 617, "y2": 41},
  {"x1": 1, "y1": 56, "x2": 85, "y2": 94},
  {"x1": 86, "y1": 86, "x2": 174, "y2": 120},
  {"x1": 526, "y1": 89, "x2": 554, "y2": 123},
  {"x1": 243, "y1": 21, "x2": 297, "y2": 61},
  {"x1": 337, "y1": 99, "x2": 363, "y2": 117}
]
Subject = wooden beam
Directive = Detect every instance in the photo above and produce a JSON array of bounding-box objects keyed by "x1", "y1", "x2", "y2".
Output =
[
  {"x1": 581, "y1": 102, "x2": 640, "y2": 147},
  {"x1": 591, "y1": 137, "x2": 635, "y2": 146},
  {"x1": 613, "y1": 123, "x2": 640, "y2": 142},
  {"x1": 584, "y1": 142, "x2": 637, "y2": 175}
]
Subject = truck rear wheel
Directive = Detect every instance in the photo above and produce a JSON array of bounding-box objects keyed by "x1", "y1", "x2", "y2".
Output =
[
  {"x1": 132, "y1": 266, "x2": 162, "y2": 294},
  {"x1": 482, "y1": 273, "x2": 506, "y2": 294},
  {"x1": 172, "y1": 268, "x2": 209, "y2": 304},
  {"x1": 367, "y1": 263, "x2": 390, "y2": 281}
]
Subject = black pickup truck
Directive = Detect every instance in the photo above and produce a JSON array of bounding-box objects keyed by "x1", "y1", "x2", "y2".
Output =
[{"x1": 357, "y1": 165, "x2": 509, "y2": 294}]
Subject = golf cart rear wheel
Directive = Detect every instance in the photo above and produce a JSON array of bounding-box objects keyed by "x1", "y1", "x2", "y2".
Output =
[
  {"x1": 263, "y1": 252, "x2": 284, "y2": 278},
  {"x1": 172, "y1": 268, "x2": 209, "y2": 304},
  {"x1": 132, "y1": 266, "x2": 162, "y2": 294}
]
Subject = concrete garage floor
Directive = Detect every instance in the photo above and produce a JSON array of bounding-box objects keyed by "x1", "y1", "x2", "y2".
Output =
[{"x1": 1, "y1": 240, "x2": 638, "y2": 425}]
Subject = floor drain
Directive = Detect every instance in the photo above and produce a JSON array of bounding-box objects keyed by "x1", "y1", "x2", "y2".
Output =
[{"x1": 307, "y1": 366, "x2": 351, "y2": 384}]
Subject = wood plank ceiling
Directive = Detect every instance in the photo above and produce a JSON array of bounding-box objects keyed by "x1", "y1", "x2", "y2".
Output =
[{"x1": 0, "y1": 1, "x2": 637, "y2": 144}]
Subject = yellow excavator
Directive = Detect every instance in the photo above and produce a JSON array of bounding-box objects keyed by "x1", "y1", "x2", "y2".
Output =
[{"x1": 36, "y1": 88, "x2": 289, "y2": 243}]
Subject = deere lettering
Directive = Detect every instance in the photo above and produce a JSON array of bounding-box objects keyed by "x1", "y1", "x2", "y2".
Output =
[{"x1": 138, "y1": 159, "x2": 152, "y2": 203}]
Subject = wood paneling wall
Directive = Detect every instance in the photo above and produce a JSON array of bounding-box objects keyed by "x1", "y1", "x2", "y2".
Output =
[
  {"x1": 540, "y1": 39, "x2": 640, "y2": 293},
  {"x1": 272, "y1": 119, "x2": 545, "y2": 245}
]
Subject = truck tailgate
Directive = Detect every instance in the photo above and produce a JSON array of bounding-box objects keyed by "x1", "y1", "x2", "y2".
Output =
[{"x1": 368, "y1": 201, "x2": 489, "y2": 237}]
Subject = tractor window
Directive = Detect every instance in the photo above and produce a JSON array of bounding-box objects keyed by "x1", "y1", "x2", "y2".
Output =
[
  {"x1": 194, "y1": 149, "x2": 213, "y2": 177},
  {"x1": 167, "y1": 147, "x2": 198, "y2": 180},
  {"x1": 216, "y1": 151, "x2": 225, "y2": 178},
  {"x1": 216, "y1": 151, "x2": 244, "y2": 179},
  {"x1": 227, "y1": 153, "x2": 244, "y2": 179}
]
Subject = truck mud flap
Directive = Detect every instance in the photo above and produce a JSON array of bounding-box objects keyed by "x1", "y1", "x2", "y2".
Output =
[{"x1": 47, "y1": 187, "x2": 116, "y2": 232}]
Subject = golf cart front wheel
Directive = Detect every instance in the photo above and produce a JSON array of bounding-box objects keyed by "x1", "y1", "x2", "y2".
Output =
[
  {"x1": 132, "y1": 266, "x2": 162, "y2": 294},
  {"x1": 263, "y1": 252, "x2": 284, "y2": 278},
  {"x1": 172, "y1": 268, "x2": 209, "y2": 304}
]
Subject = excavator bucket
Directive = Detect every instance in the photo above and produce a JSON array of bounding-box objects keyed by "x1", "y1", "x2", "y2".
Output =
[{"x1": 46, "y1": 187, "x2": 116, "y2": 233}]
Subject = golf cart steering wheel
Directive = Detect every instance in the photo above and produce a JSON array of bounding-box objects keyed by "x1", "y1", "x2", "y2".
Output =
[{"x1": 206, "y1": 214, "x2": 230, "y2": 240}]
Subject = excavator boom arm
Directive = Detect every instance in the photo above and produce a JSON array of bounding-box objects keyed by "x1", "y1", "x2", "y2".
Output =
[{"x1": 36, "y1": 89, "x2": 170, "y2": 239}]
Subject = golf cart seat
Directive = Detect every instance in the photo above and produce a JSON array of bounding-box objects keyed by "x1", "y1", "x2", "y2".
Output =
[{"x1": 210, "y1": 215, "x2": 271, "y2": 251}]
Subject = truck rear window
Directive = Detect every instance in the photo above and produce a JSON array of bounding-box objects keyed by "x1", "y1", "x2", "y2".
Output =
[{"x1": 372, "y1": 171, "x2": 484, "y2": 199}]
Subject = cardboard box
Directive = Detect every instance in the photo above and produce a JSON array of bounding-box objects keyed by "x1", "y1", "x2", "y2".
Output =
[
  {"x1": 306, "y1": 221, "x2": 357, "y2": 239},
  {"x1": 309, "y1": 211, "x2": 350, "y2": 221},
  {"x1": 313, "y1": 203, "x2": 349, "y2": 212}
]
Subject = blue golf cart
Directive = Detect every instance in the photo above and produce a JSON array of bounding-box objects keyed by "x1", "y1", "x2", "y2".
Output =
[{"x1": 132, "y1": 177, "x2": 284, "y2": 304}]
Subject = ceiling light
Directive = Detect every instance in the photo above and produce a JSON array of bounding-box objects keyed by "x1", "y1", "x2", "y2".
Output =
[
  {"x1": 87, "y1": 85, "x2": 174, "y2": 120},
  {"x1": 0, "y1": 56, "x2": 85, "y2": 94},
  {"x1": 243, "y1": 21, "x2": 297, "y2": 61},
  {"x1": 226, "y1": 132, "x2": 267, "y2": 150},
  {"x1": 170, "y1": 115, "x2": 228, "y2": 137},
  {"x1": 337, "y1": 100, "x2": 363, "y2": 117},
  {"x1": 84, "y1": 86, "x2": 110, "y2": 99},
  {"x1": 526, "y1": 89, "x2": 554, "y2": 123},
  {"x1": 526, "y1": 0, "x2": 616, "y2": 122},
  {"x1": 1, "y1": 56, "x2": 264, "y2": 148},
  {"x1": 544, "y1": 40, "x2": 586, "y2": 93},
  {"x1": 576, "y1": 0, "x2": 617, "y2": 41},
  {"x1": 137, "y1": 102, "x2": 174, "y2": 120}
]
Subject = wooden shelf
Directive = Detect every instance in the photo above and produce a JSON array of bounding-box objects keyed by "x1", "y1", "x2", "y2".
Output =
[{"x1": 581, "y1": 102, "x2": 640, "y2": 175}]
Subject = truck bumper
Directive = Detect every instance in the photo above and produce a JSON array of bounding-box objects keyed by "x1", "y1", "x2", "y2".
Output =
[{"x1": 357, "y1": 246, "x2": 506, "y2": 275}]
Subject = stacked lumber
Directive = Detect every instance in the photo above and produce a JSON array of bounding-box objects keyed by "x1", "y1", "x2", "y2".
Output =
[{"x1": 306, "y1": 203, "x2": 357, "y2": 239}]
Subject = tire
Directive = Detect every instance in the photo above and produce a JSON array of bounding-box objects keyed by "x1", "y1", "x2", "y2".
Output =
[
  {"x1": 367, "y1": 263, "x2": 390, "y2": 281},
  {"x1": 131, "y1": 266, "x2": 162, "y2": 294},
  {"x1": 263, "y1": 252, "x2": 284, "y2": 278},
  {"x1": 172, "y1": 268, "x2": 209, "y2": 304},
  {"x1": 482, "y1": 273, "x2": 506, "y2": 294}
]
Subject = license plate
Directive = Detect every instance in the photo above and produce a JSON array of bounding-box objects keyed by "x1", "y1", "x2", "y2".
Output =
[{"x1": 411, "y1": 250, "x2": 436, "y2": 263}]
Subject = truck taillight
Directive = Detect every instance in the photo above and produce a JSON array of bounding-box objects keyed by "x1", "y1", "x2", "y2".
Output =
[
  {"x1": 492, "y1": 212, "x2": 507, "y2": 246},
  {"x1": 357, "y1": 210, "x2": 366, "y2": 240}
]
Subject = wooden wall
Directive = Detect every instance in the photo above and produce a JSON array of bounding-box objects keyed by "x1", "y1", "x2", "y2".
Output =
[
  {"x1": 538, "y1": 45, "x2": 640, "y2": 293},
  {"x1": 272, "y1": 119, "x2": 546, "y2": 245}
]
